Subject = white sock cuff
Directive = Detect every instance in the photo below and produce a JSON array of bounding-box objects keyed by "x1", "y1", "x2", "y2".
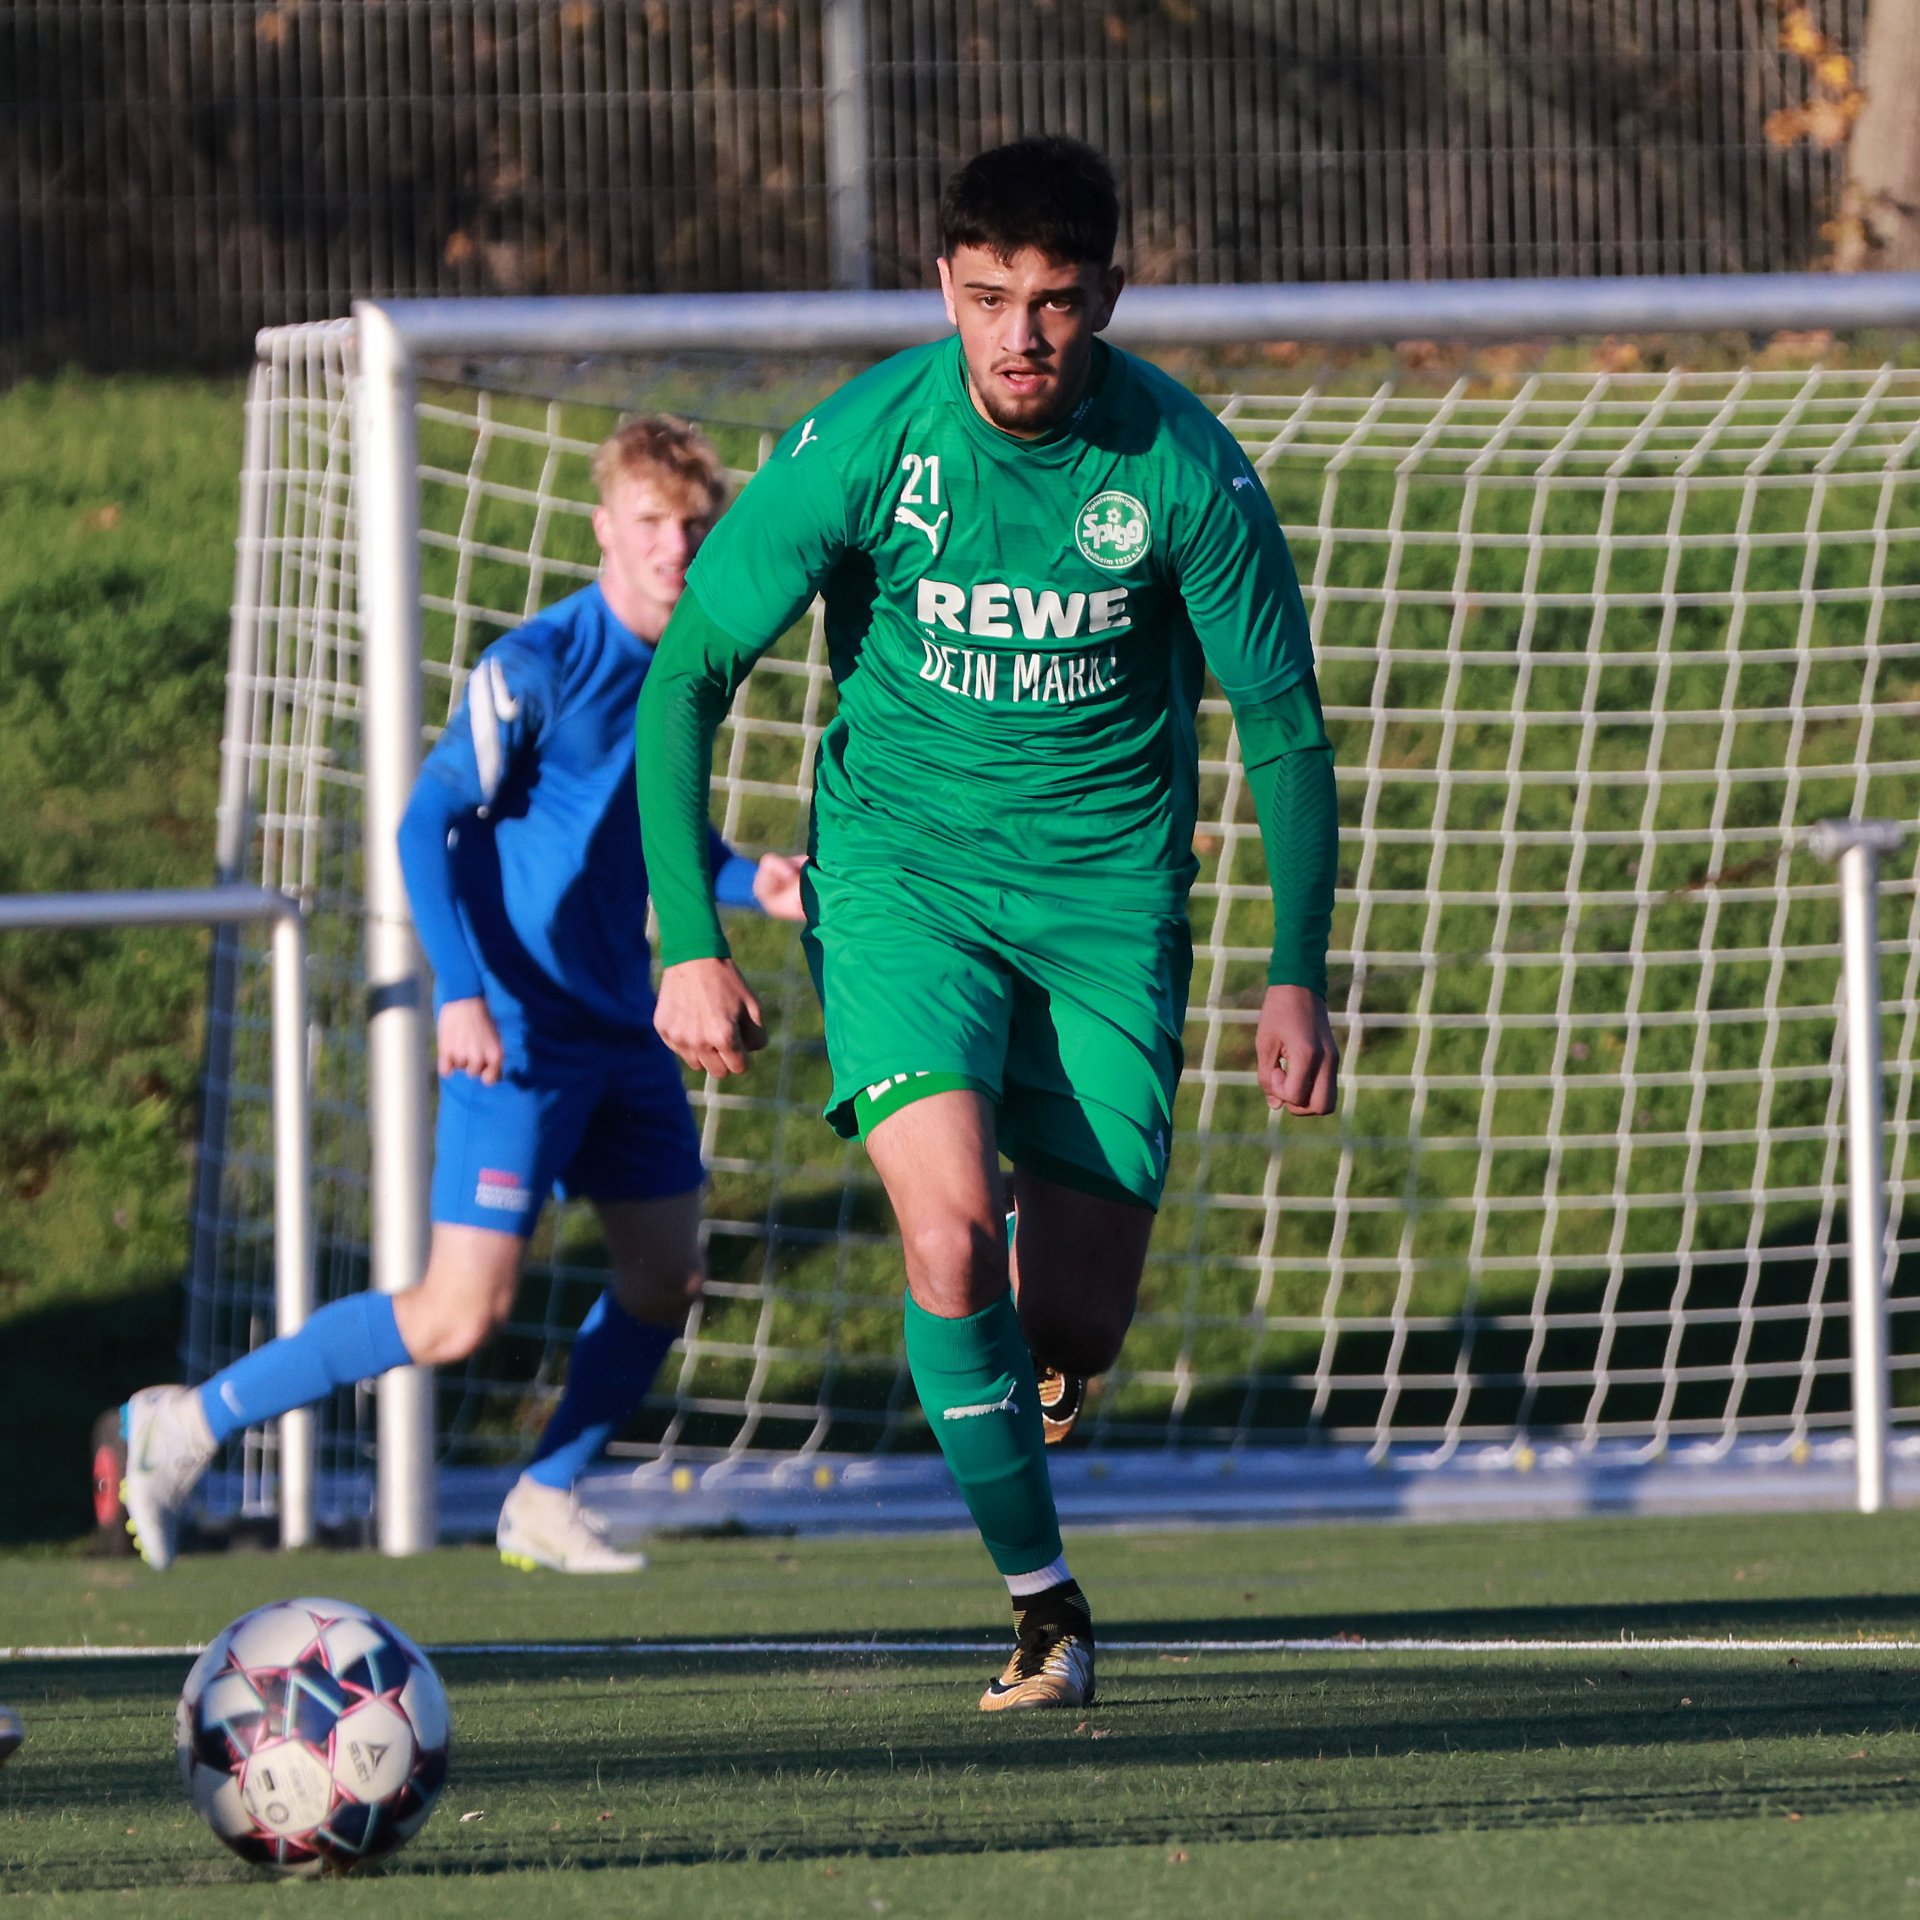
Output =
[{"x1": 1005, "y1": 1555, "x2": 1071, "y2": 1598}]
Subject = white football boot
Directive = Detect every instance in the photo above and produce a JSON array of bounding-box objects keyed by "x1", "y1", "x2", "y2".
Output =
[
  {"x1": 496, "y1": 1477, "x2": 647, "y2": 1573},
  {"x1": 120, "y1": 1385, "x2": 217, "y2": 1572}
]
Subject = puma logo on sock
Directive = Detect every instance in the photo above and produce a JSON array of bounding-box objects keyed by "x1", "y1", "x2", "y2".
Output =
[{"x1": 943, "y1": 1388, "x2": 1019, "y2": 1421}]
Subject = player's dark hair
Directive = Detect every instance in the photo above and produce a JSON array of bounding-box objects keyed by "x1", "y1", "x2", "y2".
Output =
[{"x1": 939, "y1": 136, "x2": 1121, "y2": 267}]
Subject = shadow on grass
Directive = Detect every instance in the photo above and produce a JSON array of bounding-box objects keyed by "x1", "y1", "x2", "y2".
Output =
[
  {"x1": 15, "y1": 1642, "x2": 1920, "y2": 1888},
  {"x1": 0, "y1": 1260, "x2": 183, "y2": 1547}
]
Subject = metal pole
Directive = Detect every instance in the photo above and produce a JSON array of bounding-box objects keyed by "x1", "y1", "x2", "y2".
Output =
[
  {"x1": 0, "y1": 886, "x2": 314, "y2": 1544},
  {"x1": 822, "y1": 0, "x2": 873, "y2": 290},
  {"x1": 356, "y1": 270, "x2": 1920, "y2": 358},
  {"x1": 351, "y1": 302, "x2": 438, "y2": 1556},
  {"x1": 269, "y1": 908, "x2": 315, "y2": 1548},
  {"x1": 0, "y1": 887, "x2": 301, "y2": 934},
  {"x1": 1807, "y1": 820, "x2": 1907, "y2": 1515}
]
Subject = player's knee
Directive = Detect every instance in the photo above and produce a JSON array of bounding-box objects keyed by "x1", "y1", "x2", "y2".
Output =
[
  {"x1": 434, "y1": 1302, "x2": 506, "y2": 1363},
  {"x1": 400, "y1": 1290, "x2": 510, "y2": 1366},
  {"x1": 1022, "y1": 1297, "x2": 1128, "y2": 1376},
  {"x1": 613, "y1": 1263, "x2": 703, "y2": 1328},
  {"x1": 900, "y1": 1214, "x2": 1003, "y2": 1306}
]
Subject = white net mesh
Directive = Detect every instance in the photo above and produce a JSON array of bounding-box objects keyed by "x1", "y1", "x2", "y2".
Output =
[{"x1": 187, "y1": 319, "x2": 1920, "y2": 1518}]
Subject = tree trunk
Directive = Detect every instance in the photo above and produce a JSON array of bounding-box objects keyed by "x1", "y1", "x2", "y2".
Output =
[{"x1": 1837, "y1": 0, "x2": 1920, "y2": 269}]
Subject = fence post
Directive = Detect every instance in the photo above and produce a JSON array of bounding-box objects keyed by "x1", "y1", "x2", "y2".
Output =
[
  {"x1": 824, "y1": 0, "x2": 873, "y2": 290},
  {"x1": 1807, "y1": 819, "x2": 1907, "y2": 1514}
]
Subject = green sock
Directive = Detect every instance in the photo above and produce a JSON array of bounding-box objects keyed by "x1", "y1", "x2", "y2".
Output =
[{"x1": 903, "y1": 1289, "x2": 1063, "y2": 1576}]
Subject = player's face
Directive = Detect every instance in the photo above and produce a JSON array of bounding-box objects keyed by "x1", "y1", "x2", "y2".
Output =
[
  {"x1": 938, "y1": 245, "x2": 1125, "y2": 438},
  {"x1": 592, "y1": 474, "x2": 717, "y2": 639}
]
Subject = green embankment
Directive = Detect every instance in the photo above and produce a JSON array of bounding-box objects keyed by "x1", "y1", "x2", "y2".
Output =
[{"x1": 0, "y1": 376, "x2": 242, "y2": 1544}]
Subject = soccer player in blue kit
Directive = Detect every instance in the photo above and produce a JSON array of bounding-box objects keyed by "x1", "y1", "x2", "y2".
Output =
[{"x1": 121, "y1": 418, "x2": 805, "y2": 1573}]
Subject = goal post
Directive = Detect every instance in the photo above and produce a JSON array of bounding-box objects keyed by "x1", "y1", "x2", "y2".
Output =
[
  {"x1": 197, "y1": 275, "x2": 1920, "y2": 1553},
  {"x1": 352, "y1": 305, "x2": 437, "y2": 1556}
]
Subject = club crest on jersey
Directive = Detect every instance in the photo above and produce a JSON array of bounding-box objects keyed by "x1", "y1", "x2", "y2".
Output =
[{"x1": 1075, "y1": 490, "x2": 1150, "y2": 570}]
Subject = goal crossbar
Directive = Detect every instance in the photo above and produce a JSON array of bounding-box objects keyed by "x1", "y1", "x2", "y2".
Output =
[{"x1": 357, "y1": 272, "x2": 1920, "y2": 356}]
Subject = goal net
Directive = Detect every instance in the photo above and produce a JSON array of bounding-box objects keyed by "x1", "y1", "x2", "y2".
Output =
[{"x1": 187, "y1": 292, "x2": 1920, "y2": 1532}]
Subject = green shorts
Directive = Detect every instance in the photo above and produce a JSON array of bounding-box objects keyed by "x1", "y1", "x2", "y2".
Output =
[{"x1": 800, "y1": 859, "x2": 1191, "y2": 1209}]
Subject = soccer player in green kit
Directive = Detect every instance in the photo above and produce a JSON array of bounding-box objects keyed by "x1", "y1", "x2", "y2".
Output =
[{"x1": 637, "y1": 137, "x2": 1339, "y2": 1710}]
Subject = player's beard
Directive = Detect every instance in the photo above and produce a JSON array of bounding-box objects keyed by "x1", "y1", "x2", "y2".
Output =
[{"x1": 971, "y1": 353, "x2": 1089, "y2": 436}]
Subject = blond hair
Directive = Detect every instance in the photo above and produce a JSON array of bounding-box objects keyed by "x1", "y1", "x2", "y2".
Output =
[{"x1": 591, "y1": 416, "x2": 725, "y2": 514}]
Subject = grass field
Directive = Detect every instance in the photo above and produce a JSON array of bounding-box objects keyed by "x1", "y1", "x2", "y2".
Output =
[{"x1": 9, "y1": 1511, "x2": 1920, "y2": 1914}]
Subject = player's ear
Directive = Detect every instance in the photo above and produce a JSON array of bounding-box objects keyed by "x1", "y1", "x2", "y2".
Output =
[
  {"x1": 937, "y1": 255, "x2": 960, "y2": 327},
  {"x1": 1092, "y1": 263, "x2": 1125, "y2": 332},
  {"x1": 591, "y1": 501, "x2": 613, "y2": 557}
]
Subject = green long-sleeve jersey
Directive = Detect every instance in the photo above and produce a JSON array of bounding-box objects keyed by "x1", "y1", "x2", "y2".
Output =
[{"x1": 638, "y1": 333, "x2": 1337, "y2": 988}]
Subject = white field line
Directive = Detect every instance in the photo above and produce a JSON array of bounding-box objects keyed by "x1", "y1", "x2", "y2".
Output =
[{"x1": 5, "y1": 1635, "x2": 1920, "y2": 1661}]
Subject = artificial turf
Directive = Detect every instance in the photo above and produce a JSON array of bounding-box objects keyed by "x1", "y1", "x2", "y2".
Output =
[{"x1": 7, "y1": 1511, "x2": 1920, "y2": 1913}]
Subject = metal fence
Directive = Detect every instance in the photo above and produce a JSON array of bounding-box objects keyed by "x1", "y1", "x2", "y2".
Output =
[{"x1": 0, "y1": 0, "x2": 1868, "y2": 370}]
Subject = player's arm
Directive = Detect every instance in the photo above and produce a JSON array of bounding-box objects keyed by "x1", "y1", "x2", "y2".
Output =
[
  {"x1": 396, "y1": 646, "x2": 549, "y2": 1084},
  {"x1": 635, "y1": 590, "x2": 787, "y2": 1074},
  {"x1": 1173, "y1": 459, "x2": 1340, "y2": 1118},
  {"x1": 1234, "y1": 676, "x2": 1340, "y2": 1117},
  {"x1": 637, "y1": 416, "x2": 851, "y2": 1073}
]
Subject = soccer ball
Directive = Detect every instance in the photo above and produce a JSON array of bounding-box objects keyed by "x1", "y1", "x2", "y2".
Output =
[{"x1": 175, "y1": 1596, "x2": 450, "y2": 1874}]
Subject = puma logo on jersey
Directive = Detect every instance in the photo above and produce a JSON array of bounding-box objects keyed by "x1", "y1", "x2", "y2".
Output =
[
  {"x1": 1231, "y1": 474, "x2": 1256, "y2": 492},
  {"x1": 792, "y1": 418, "x2": 819, "y2": 455},
  {"x1": 893, "y1": 504, "x2": 950, "y2": 552}
]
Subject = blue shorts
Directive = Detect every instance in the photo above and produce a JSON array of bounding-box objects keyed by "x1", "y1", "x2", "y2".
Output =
[{"x1": 429, "y1": 1035, "x2": 705, "y2": 1236}]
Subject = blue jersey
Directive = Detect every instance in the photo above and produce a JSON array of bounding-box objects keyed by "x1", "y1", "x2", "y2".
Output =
[{"x1": 398, "y1": 583, "x2": 754, "y2": 1046}]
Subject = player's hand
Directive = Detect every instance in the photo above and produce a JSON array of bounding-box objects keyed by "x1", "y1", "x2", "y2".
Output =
[
  {"x1": 752, "y1": 851, "x2": 809, "y2": 923},
  {"x1": 655, "y1": 957, "x2": 768, "y2": 1077},
  {"x1": 438, "y1": 996, "x2": 504, "y2": 1085},
  {"x1": 1257, "y1": 984, "x2": 1338, "y2": 1117}
]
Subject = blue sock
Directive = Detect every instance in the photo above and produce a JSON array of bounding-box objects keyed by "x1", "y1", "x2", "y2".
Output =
[
  {"x1": 524, "y1": 1290, "x2": 677, "y2": 1491},
  {"x1": 198, "y1": 1292, "x2": 413, "y2": 1445}
]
